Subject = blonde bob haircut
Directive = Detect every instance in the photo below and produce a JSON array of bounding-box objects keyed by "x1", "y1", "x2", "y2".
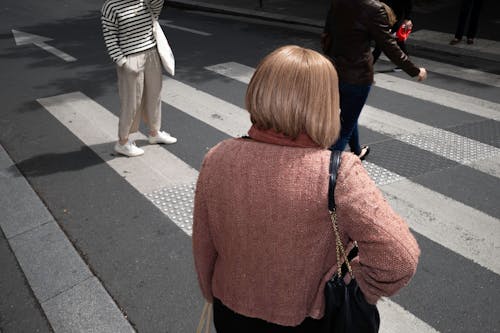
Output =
[{"x1": 245, "y1": 45, "x2": 340, "y2": 148}]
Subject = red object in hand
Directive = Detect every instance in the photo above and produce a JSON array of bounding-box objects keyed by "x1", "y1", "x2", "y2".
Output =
[{"x1": 396, "y1": 24, "x2": 412, "y2": 41}]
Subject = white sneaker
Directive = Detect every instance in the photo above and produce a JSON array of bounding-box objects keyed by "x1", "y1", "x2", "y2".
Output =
[
  {"x1": 148, "y1": 131, "x2": 177, "y2": 144},
  {"x1": 114, "y1": 140, "x2": 144, "y2": 157}
]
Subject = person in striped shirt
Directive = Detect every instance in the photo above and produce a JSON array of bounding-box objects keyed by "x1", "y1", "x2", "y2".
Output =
[{"x1": 101, "y1": 0, "x2": 177, "y2": 157}]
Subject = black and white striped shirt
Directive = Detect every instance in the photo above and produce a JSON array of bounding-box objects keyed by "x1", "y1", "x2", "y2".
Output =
[{"x1": 101, "y1": 0, "x2": 164, "y2": 65}]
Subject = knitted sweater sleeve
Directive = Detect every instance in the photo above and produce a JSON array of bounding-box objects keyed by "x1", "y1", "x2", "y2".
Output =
[
  {"x1": 101, "y1": 4, "x2": 126, "y2": 65},
  {"x1": 149, "y1": 0, "x2": 164, "y2": 19},
  {"x1": 192, "y1": 154, "x2": 217, "y2": 302},
  {"x1": 335, "y1": 154, "x2": 420, "y2": 304}
]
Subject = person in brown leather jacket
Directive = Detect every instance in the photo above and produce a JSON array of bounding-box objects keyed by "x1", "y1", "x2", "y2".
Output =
[{"x1": 321, "y1": 0, "x2": 426, "y2": 159}]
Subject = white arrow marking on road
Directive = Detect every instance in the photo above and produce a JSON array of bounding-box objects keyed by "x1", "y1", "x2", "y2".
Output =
[
  {"x1": 158, "y1": 19, "x2": 212, "y2": 36},
  {"x1": 12, "y1": 29, "x2": 77, "y2": 62}
]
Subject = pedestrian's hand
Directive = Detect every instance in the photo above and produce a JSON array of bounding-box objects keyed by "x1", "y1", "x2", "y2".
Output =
[
  {"x1": 123, "y1": 59, "x2": 140, "y2": 74},
  {"x1": 403, "y1": 19, "x2": 413, "y2": 31},
  {"x1": 417, "y1": 67, "x2": 427, "y2": 82}
]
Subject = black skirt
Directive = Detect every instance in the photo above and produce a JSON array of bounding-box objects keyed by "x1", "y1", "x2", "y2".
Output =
[{"x1": 213, "y1": 298, "x2": 323, "y2": 333}]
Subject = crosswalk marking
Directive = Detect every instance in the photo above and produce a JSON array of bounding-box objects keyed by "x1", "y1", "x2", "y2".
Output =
[
  {"x1": 378, "y1": 54, "x2": 500, "y2": 88},
  {"x1": 158, "y1": 19, "x2": 212, "y2": 36},
  {"x1": 205, "y1": 62, "x2": 500, "y2": 176},
  {"x1": 206, "y1": 61, "x2": 500, "y2": 121},
  {"x1": 39, "y1": 90, "x2": 439, "y2": 333},
  {"x1": 378, "y1": 298, "x2": 439, "y2": 333},
  {"x1": 38, "y1": 92, "x2": 198, "y2": 195},
  {"x1": 39, "y1": 92, "x2": 198, "y2": 233},
  {"x1": 374, "y1": 73, "x2": 500, "y2": 120},
  {"x1": 200, "y1": 62, "x2": 500, "y2": 275},
  {"x1": 161, "y1": 77, "x2": 251, "y2": 137}
]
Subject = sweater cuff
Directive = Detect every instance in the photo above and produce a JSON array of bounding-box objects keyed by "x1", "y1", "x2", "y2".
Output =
[{"x1": 116, "y1": 57, "x2": 127, "y2": 67}]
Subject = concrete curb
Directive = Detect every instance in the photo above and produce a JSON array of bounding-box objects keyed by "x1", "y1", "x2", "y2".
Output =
[{"x1": 165, "y1": 0, "x2": 323, "y2": 27}]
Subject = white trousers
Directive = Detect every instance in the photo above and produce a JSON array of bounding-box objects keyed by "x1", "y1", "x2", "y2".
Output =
[{"x1": 116, "y1": 47, "x2": 162, "y2": 141}]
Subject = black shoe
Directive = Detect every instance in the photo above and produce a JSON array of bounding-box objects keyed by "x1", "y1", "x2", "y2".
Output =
[{"x1": 358, "y1": 146, "x2": 370, "y2": 160}]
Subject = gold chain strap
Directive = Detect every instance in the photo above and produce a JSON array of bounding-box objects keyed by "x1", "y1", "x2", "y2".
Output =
[{"x1": 329, "y1": 208, "x2": 354, "y2": 278}]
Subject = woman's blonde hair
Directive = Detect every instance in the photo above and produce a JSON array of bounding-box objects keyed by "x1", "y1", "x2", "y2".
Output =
[
  {"x1": 381, "y1": 2, "x2": 397, "y2": 26},
  {"x1": 245, "y1": 45, "x2": 340, "y2": 148}
]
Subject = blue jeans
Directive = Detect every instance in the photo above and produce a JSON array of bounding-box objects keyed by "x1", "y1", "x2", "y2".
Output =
[{"x1": 330, "y1": 82, "x2": 371, "y2": 154}]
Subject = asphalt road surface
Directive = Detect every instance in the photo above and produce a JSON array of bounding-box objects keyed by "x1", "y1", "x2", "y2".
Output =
[{"x1": 1, "y1": 0, "x2": 499, "y2": 332}]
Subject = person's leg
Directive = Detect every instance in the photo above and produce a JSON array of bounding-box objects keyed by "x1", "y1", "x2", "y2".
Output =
[
  {"x1": 142, "y1": 48, "x2": 163, "y2": 137},
  {"x1": 348, "y1": 124, "x2": 360, "y2": 154},
  {"x1": 330, "y1": 82, "x2": 371, "y2": 152},
  {"x1": 115, "y1": 53, "x2": 146, "y2": 156},
  {"x1": 466, "y1": 0, "x2": 483, "y2": 41},
  {"x1": 454, "y1": 0, "x2": 473, "y2": 40},
  {"x1": 143, "y1": 48, "x2": 177, "y2": 144},
  {"x1": 117, "y1": 54, "x2": 145, "y2": 143}
]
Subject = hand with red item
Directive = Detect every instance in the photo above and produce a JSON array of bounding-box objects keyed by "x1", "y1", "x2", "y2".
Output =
[{"x1": 396, "y1": 21, "x2": 412, "y2": 42}]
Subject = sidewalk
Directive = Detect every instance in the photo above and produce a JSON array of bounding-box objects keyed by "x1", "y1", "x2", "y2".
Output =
[
  {"x1": 165, "y1": 0, "x2": 500, "y2": 69},
  {"x1": 0, "y1": 144, "x2": 134, "y2": 333}
]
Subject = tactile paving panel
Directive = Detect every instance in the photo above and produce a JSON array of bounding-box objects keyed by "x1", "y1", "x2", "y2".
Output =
[
  {"x1": 145, "y1": 183, "x2": 196, "y2": 235},
  {"x1": 368, "y1": 139, "x2": 458, "y2": 178},
  {"x1": 145, "y1": 163, "x2": 406, "y2": 234},
  {"x1": 362, "y1": 161, "x2": 404, "y2": 186},
  {"x1": 446, "y1": 119, "x2": 500, "y2": 148},
  {"x1": 398, "y1": 127, "x2": 500, "y2": 165}
]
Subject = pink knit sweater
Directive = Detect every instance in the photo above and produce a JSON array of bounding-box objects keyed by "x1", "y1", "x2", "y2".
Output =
[{"x1": 193, "y1": 126, "x2": 420, "y2": 326}]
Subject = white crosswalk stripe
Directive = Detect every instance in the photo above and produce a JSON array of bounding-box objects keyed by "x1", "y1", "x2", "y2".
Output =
[
  {"x1": 37, "y1": 58, "x2": 500, "y2": 333},
  {"x1": 201, "y1": 62, "x2": 500, "y2": 275},
  {"x1": 38, "y1": 90, "x2": 438, "y2": 333},
  {"x1": 206, "y1": 61, "x2": 500, "y2": 120},
  {"x1": 378, "y1": 54, "x2": 500, "y2": 88}
]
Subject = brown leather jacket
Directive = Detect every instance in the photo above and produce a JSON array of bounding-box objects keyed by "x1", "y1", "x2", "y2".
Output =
[{"x1": 323, "y1": 0, "x2": 420, "y2": 85}]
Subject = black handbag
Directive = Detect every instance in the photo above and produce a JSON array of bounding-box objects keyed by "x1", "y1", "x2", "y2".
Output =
[{"x1": 321, "y1": 150, "x2": 380, "y2": 333}]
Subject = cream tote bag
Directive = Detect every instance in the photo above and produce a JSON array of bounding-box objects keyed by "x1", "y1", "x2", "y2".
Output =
[
  {"x1": 146, "y1": 1, "x2": 175, "y2": 76},
  {"x1": 153, "y1": 20, "x2": 175, "y2": 76}
]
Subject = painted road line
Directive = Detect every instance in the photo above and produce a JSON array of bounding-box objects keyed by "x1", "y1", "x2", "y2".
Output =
[
  {"x1": 39, "y1": 89, "x2": 443, "y2": 332},
  {"x1": 0, "y1": 146, "x2": 135, "y2": 333},
  {"x1": 158, "y1": 19, "x2": 212, "y2": 36},
  {"x1": 374, "y1": 73, "x2": 500, "y2": 120},
  {"x1": 358, "y1": 106, "x2": 500, "y2": 176},
  {"x1": 378, "y1": 298, "x2": 439, "y2": 333},
  {"x1": 205, "y1": 61, "x2": 500, "y2": 176},
  {"x1": 12, "y1": 29, "x2": 77, "y2": 62},
  {"x1": 379, "y1": 54, "x2": 500, "y2": 88},
  {"x1": 205, "y1": 62, "x2": 252, "y2": 84},
  {"x1": 200, "y1": 64, "x2": 500, "y2": 275},
  {"x1": 206, "y1": 61, "x2": 500, "y2": 121},
  {"x1": 379, "y1": 174, "x2": 500, "y2": 276},
  {"x1": 38, "y1": 92, "x2": 198, "y2": 194},
  {"x1": 159, "y1": 83, "x2": 440, "y2": 333},
  {"x1": 38, "y1": 92, "x2": 198, "y2": 234},
  {"x1": 365, "y1": 160, "x2": 500, "y2": 276},
  {"x1": 161, "y1": 77, "x2": 251, "y2": 137}
]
